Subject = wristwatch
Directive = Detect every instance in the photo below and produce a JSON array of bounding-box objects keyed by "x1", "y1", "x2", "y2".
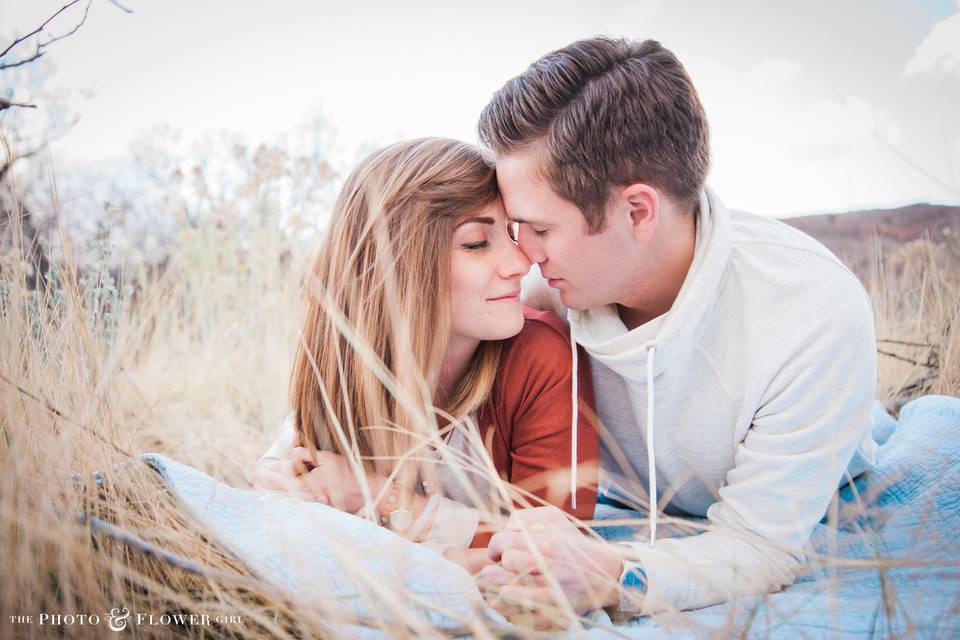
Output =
[{"x1": 618, "y1": 562, "x2": 647, "y2": 613}]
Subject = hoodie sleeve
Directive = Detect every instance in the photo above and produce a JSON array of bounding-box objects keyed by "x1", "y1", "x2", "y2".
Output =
[{"x1": 621, "y1": 281, "x2": 877, "y2": 615}]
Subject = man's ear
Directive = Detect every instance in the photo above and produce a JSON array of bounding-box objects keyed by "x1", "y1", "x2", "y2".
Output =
[{"x1": 620, "y1": 183, "x2": 659, "y2": 243}]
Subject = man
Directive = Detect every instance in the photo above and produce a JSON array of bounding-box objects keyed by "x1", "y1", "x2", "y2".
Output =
[{"x1": 477, "y1": 37, "x2": 877, "y2": 620}]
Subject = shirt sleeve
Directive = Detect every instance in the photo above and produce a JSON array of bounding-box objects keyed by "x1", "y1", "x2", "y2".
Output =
[
  {"x1": 620, "y1": 284, "x2": 877, "y2": 615},
  {"x1": 468, "y1": 316, "x2": 600, "y2": 548},
  {"x1": 421, "y1": 496, "x2": 482, "y2": 554},
  {"x1": 259, "y1": 413, "x2": 297, "y2": 462}
]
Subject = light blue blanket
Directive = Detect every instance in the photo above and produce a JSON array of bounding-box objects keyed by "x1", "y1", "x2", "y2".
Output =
[{"x1": 142, "y1": 395, "x2": 960, "y2": 638}]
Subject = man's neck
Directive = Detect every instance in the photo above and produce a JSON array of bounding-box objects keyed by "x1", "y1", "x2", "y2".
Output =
[{"x1": 617, "y1": 207, "x2": 697, "y2": 331}]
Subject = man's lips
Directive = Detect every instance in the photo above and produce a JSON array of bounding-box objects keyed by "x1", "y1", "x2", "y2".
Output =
[
  {"x1": 488, "y1": 290, "x2": 521, "y2": 302},
  {"x1": 546, "y1": 277, "x2": 563, "y2": 287}
]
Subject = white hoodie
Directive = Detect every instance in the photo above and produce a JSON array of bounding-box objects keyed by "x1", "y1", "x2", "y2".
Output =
[{"x1": 528, "y1": 187, "x2": 877, "y2": 615}]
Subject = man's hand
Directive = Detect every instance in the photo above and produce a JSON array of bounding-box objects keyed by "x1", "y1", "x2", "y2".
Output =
[
  {"x1": 479, "y1": 506, "x2": 624, "y2": 628},
  {"x1": 255, "y1": 447, "x2": 383, "y2": 513}
]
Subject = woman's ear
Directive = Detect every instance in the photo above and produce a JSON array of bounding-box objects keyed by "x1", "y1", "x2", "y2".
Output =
[{"x1": 619, "y1": 183, "x2": 659, "y2": 244}]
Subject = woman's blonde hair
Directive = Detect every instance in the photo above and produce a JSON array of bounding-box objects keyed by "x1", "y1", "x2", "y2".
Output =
[{"x1": 290, "y1": 138, "x2": 503, "y2": 483}]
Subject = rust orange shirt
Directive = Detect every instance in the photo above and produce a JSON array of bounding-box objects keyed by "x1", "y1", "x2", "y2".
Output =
[{"x1": 469, "y1": 307, "x2": 600, "y2": 547}]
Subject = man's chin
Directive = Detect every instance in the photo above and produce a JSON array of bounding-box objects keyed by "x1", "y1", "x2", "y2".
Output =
[{"x1": 557, "y1": 289, "x2": 590, "y2": 311}]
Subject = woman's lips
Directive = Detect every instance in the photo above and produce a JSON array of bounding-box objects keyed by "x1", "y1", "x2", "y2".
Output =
[
  {"x1": 546, "y1": 278, "x2": 563, "y2": 287},
  {"x1": 488, "y1": 291, "x2": 521, "y2": 302}
]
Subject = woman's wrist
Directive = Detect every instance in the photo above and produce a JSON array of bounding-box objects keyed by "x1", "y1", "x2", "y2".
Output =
[
  {"x1": 371, "y1": 475, "x2": 432, "y2": 538},
  {"x1": 407, "y1": 492, "x2": 431, "y2": 541}
]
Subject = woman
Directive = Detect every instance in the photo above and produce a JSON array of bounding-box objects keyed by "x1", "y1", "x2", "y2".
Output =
[{"x1": 256, "y1": 138, "x2": 597, "y2": 572}]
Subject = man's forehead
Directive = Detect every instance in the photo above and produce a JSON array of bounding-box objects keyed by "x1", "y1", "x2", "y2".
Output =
[
  {"x1": 507, "y1": 213, "x2": 552, "y2": 226},
  {"x1": 496, "y1": 154, "x2": 547, "y2": 191}
]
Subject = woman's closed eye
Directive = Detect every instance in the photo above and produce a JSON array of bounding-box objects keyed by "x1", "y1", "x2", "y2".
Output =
[{"x1": 462, "y1": 240, "x2": 489, "y2": 250}]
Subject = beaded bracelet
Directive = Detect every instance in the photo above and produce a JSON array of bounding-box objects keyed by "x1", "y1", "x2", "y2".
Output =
[{"x1": 378, "y1": 481, "x2": 414, "y2": 532}]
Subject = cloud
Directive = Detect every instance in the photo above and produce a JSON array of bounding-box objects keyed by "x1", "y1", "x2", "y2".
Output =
[
  {"x1": 706, "y1": 59, "x2": 899, "y2": 156},
  {"x1": 702, "y1": 57, "x2": 919, "y2": 215},
  {"x1": 904, "y1": 1, "x2": 960, "y2": 77},
  {"x1": 793, "y1": 96, "x2": 902, "y2": 152},
  {"x1": 743, "y1": 58, "x2": 803, "y2": 88}
]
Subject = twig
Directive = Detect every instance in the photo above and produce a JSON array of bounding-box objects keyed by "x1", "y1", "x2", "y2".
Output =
[
  {"x1": 0, "y1": 0, "x2": 82, "y2": 59},
  {"x1": 41, "y1": 0, "x2": 93, "y2": 49},
  {"x1": 0, "y1": 0, "x2": 93, "y2": 71},
  {"x1": 0, "y1": 44, "x2": 44, "y2": 70},
  {"x1": 876, "y1": 338, "x2": 933, "y2": 348},
  {"x1": 0, "y1": 145, "x2": 44, "y2": 181},
  {"x1": 0, "y1": 98, "x2": 38, "y2": 111},
  {"x1": 876, "y1": 349, "x2": 936, "y2": 368}
]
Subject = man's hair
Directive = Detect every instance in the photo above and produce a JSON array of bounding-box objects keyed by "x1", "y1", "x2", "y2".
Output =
[{"x1": 477, "y1": 37, "x2": 709, "y2": 232}]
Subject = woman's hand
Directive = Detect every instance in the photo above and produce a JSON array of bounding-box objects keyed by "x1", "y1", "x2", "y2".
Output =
[
  {"x1": 254, "y1": 449, "x2": 329, "y2": 504},
  {"x1": 480, "y1": 506, "x2": 623, "y2": 627},
  {"x1": 256, "y1": 447, "x2": 385, "y2": 514},
  {"x1": 444, "y1": 548, "x2": 495, "y2": 575}
]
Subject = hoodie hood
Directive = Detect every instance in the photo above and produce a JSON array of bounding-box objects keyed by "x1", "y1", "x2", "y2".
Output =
[
  {"x1": 567, "y1": 188, "x2": 733, "y2": 544},
  {"x1": 568, "y1": 188, "x2": 732, "y2": 380}
]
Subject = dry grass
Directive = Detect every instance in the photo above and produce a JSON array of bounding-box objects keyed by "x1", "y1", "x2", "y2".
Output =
[
  {"x1": 862, "y1": 234, "x2": 960, "y2": 405},
  {"x1": 1, "y1": 167, "x2": 958, "y2": 639}
]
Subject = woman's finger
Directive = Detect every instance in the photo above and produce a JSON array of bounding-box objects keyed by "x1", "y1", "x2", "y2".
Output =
[
  {"x1": 288, "y1": 446, "x2": 318, "y2": 468},
  {"x1": 279, "y1": 490, "x2": 329, "y2": 504},
  {"x1": 258, "y1": 469, "x2": 330, "y2": 503}
]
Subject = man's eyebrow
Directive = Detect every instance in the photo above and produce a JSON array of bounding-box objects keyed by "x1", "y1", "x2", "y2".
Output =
[
  {"x1": 454, "y1": 216, "x2": 495, "y2": 229},
  {"x1": 508, "y1": 216, "x2": 549, "y2": 226}
]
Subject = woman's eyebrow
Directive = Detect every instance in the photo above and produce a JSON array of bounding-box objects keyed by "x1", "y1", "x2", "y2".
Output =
[{"x1": 454, "y1": 216, "x2": 495, "y2": 228}]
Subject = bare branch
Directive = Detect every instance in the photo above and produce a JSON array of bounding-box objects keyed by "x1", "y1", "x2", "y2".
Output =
[
  {"x1": 876, "y1": 348, "x2": 937, "y2": 368},
  {"x1": 0, "y1": 144, "x2": 44, "y2": 181},
  {"x1": 41, "y1": 0, "x2": 94, "y2": 49},
  {"x1": 0, "y1": 0, "x2": 82, "y2": 60},
  {"x1": 0, "y1": 44, "x2": 44, "y2": 70},
  {"x1": 0, "y1": 98, "x2": 38, "y2": 111},
  {"x1": 877, "y1": 338, "x2": 934, "y2": 348}
]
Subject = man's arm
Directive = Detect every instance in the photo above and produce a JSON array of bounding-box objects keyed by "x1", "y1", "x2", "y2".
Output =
[
  {"x1": 622, "y1": 284, "x2": 876, "y2": 614},
  {"x1": 485, "y1": 277, "x2": 877, "y2": 618}
]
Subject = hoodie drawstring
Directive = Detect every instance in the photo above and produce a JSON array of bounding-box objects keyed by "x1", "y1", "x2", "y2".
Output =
[
  {"x1": 570, "y1": 327, "x2": 579, "y2": 511},
  {"x1": 570, "y1": 326, "x2": 657, "y2": 546},
  {"x1": 646, "y1": 344, "x2": 657, "y2": 548}
]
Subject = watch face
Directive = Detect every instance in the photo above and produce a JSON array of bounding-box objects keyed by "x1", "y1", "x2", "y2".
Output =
[{"x1": 389, "y1": 509, "x2": 414, "y2": 532}]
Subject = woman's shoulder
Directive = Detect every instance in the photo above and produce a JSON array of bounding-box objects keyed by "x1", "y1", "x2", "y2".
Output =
[
  {"x1": 498, "y1": 306, "x2": 572, "y2": 374},
  {"x1": 516, "y1": 306, "x2": 571, "y2": 346}
]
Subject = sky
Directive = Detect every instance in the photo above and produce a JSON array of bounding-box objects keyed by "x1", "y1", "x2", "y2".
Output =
[{"x1": 2, "y1": 0, "x2": 960, "y2": 217}]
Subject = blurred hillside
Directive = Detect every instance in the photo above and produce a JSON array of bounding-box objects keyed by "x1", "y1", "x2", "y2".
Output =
[{"x1": 783, "y1": 203, "x2": 960, "y2": 276}]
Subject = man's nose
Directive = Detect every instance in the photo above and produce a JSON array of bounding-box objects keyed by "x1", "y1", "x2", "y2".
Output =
[
  {"x1": 501, "y1": 237, "x2": 532, "y2": 278},
  {"x1": 517, "y1": 227, "x2": 545, "y2": 264}
]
